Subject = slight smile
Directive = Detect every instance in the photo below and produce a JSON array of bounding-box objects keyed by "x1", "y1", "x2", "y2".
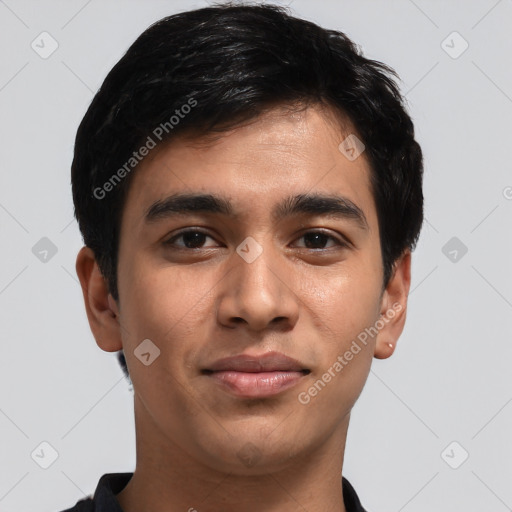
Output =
[{"x1": 202, "y1": 351, "x2": 311, "y2": 398}]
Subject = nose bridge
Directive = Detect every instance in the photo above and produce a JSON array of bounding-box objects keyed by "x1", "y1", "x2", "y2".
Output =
[{"x1": 235, "y1": 235, "x2": 282, "y2": 303}]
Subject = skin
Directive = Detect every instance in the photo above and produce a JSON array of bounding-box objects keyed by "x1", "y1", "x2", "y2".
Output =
[{"x1": 76, "y1": 104, "x2": 411, "y2": 512}]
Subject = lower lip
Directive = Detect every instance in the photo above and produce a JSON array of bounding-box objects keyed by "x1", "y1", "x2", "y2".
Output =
[{"x1": 206, "y1": 370, "x2": 306, "y2": 398}]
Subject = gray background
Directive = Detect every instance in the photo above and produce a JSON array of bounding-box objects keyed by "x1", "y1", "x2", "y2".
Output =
[{"x1": 1, "y1": 0, "x2": 511, "y2": 510}]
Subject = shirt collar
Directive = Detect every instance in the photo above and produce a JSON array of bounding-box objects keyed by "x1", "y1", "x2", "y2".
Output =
[
  {"x1": 93, "y1": 473, "x2": 132, "y2": 512},
  {"x1": 91, "y1": 472, "x2": 367, "y2": 512}
]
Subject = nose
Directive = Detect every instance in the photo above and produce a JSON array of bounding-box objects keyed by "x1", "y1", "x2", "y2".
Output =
[{"x1": 216, "y1": 238, "x2": 300, "y2": 332}]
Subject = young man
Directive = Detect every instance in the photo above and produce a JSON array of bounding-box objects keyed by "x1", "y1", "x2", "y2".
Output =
[{"x1": 65, "y1": 2, "x2": 423, "y2": 511}]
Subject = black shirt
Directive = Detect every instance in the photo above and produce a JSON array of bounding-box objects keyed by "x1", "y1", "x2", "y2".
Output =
[{"x1": 59, "y1": 472, "x2": 368, "y2": 511}]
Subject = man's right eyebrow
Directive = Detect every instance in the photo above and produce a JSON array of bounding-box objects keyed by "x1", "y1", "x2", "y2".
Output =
[{"x1": 144, "y1": 193, "x2": 235, "y2": 223}]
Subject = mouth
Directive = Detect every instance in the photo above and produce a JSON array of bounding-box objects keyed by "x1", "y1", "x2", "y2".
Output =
[{"x1": 202, "y1": 352, "x2": 311, "y2": 398}]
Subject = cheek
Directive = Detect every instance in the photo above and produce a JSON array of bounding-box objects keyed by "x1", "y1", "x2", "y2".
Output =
[
  {"x1": 296, "y1": 273, "x2": 378, "y2": 415},
  {"x1": 119, "y1": 259, "x2": 221, "y2": 386},
  {"x1": 318, "y1": 274, "x2": 380, "y2": 393},
  {"x1": 298, "y1": 265, "x2": 381, "y2": 341},
  {"x1": 121, "y1": 257, "x2": 210, "y2": 332},
  {"x1": 119, "y1": 265, "x2": 209, "y2": 406}
]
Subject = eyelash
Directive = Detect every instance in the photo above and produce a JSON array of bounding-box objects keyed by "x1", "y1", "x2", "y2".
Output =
[{"x1": 163, "y1": 229, "x2": 349, "y2": 251}]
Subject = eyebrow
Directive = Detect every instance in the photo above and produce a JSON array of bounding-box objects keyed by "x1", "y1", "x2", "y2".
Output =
[{"x1": 144, "y1": 192, "x2": 369, "y2": 230}]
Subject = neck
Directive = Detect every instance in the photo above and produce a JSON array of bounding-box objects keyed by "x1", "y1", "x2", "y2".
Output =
[{"x1": 116, "y1": 397, "x2": 350, "y2": 512}]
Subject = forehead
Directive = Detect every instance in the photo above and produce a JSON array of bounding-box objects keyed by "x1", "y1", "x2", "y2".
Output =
[{"x1": 121, "y1": 105, "x2": 377, "y2": 232}]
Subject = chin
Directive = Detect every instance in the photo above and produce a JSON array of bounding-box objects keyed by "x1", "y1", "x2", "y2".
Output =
[{"x1": 195, "y1": 434, "x2": 301, "y2": 475}]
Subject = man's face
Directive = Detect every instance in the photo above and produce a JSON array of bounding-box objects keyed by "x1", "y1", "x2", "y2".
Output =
[{"x1": 108, "y1": 105, "x2": 397, "y2": 473}]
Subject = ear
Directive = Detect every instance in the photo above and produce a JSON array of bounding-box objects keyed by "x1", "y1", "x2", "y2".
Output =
[
  {"x1": 75, "y1": 246, "x2": 122, "y2": 352},
  {"x1": 374, "y1": 249, "x2": 411, "y2": 360}
]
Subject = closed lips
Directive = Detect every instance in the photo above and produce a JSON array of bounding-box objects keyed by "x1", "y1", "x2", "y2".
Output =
[{"x1": 202, "y1": 352, "x2": 310, "y2": 373}]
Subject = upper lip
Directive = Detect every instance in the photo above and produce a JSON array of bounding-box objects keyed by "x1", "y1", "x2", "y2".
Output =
[{"x1": 204, "y1": 351, "x2": 308, "y2": 373}]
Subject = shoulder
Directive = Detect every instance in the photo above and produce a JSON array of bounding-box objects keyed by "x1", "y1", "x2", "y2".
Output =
[
  {"x1": 55, "y1": 497, "x2": 94, "y2": 512},
  {"x1": 54, "y1": 472, "x2": 132, "y2": 512},
  {"x1": 342, "y1": 475, "x2": 369, "y2": 512}
]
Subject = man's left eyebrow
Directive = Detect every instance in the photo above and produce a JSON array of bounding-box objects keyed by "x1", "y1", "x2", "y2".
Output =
[
  {"x1": 272, "y1": 193, "x2": 369, "y2": 230},
  {"x1": 144, "y1": 192, "x2": 369, "y2": 230}
]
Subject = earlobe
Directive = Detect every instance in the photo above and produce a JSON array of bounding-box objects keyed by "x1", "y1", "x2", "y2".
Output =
[
  {"x1": 374, "y1": 250, "x2": 411, "y2": 360},
  {"x1": 75, "y1": 246, "x2": 123, "y2": 353}
]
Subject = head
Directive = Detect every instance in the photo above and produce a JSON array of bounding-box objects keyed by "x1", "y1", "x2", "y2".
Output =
[{"x1": 73, "y1": 2, "x2": 422, "y2": 473}]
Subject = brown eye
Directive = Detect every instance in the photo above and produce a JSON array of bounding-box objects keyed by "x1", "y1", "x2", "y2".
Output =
[
  {"x1": 163, "y1": 229, "x2": 218, "y2": 249},
  {"x1": 293, "y1": 231, "x2": 347, "y2": 250}
]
